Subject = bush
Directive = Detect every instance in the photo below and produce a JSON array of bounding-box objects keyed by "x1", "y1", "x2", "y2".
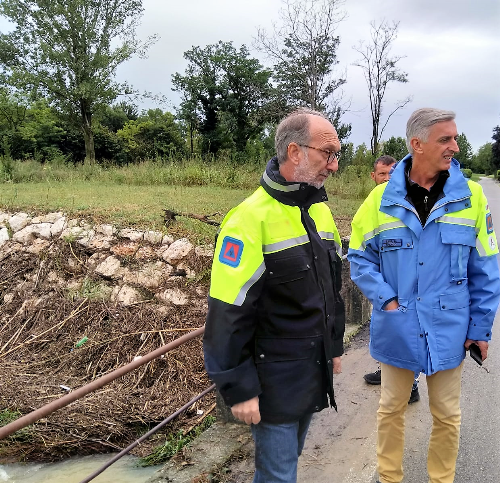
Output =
[
  {"x1": 497, "y1": 170, "x2": 500, "y2": 181},
  {"x1": 461, "y1": 168, "x2": 472, "y2": 178}
]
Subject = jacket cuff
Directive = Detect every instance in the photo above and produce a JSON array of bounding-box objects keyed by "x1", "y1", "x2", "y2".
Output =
[
  {"x1": 375, "y1": 283, "x2": 398, "y2": 311},
  {"x1": 466, "y1": 325, "x2": 492, "y2": 342},
  {"x1": 332, "y1": 337, "x2": 344, "y2": 358},
  {"x1": 209, "y1": 357, "x2": 262, "y2": 407}
]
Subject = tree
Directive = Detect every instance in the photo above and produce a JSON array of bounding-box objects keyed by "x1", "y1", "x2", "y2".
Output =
[
  {"x1": 172, "y1": 41, "x2": 273, "y2": 155},
  {"x1": 0, "y1": 0, "x2": 156, "y2": 164},
  {"x1": 471, "y1": 143, "x2": 493, "y2": 174},
  {"x1": 382, "y1": 136, "x2": 407, "y2": 161},
  {"x1": 98, "y1": 102, "x2": 139, "y2": 133},
  {"x1": 254, "y1": 0, "x2": 351, "y2": 142},
  {"x1": 354, "y1": 20, "x2": 412, "y2": 156},
  {"x1": 117, "y1": 109, "x2": 186, "y2": 161},
  {"x1": 492, "y1": 125, "x2": 500, "y2": 172},
  {"x1": 454, "y1": 133, "x2": 473, "y2": 169},
  {"x1": 0, "y1": 90, "x2": 65, "y2": 160}
]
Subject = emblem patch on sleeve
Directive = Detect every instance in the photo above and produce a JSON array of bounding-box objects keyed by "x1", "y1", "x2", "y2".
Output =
[
  {"x1": 219, "y1": 236, "x2": 244, "y2": 267},
  {"x1": 486, "y1": 213, "x2": 494, "y2": 234}
]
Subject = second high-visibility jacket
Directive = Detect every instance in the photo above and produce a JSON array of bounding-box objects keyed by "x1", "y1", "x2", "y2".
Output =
[
  {"x1": 348, "y1": 156, "x2": 500, "y2": 375},
  {"x1": 204, "y1": 157, "x2": 345, "y2": 424}
]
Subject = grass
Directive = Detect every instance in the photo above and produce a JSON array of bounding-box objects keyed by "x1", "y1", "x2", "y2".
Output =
[
  {"x1": 66, "y1": 277, "x2": 112, "y2": 301},
  {"x1": 0, "y1": 179, "x2": 254, "y2": 244},
  {"x1": 0, "y1": 159, "x2": 370, "y2": 243},
  {"x1": 139, "y1": 415, "x2": 216, "y2": 467},
  {"x1": 0, "y1": 409, "x2": 33, "y2": 442}
]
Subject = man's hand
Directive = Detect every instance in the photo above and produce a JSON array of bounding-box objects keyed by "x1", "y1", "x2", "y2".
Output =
[
  {"x1": 231, "y1": 397, "x2": 261, "y2": 425},
  {"x1": 332, "y1": 356, "x2": 342, "y2": 374},
  {"x1": 384, "y1": 300, "x2": 399, "y2": 311},
  {"x1": 465, "y1": 339, "x2": 489, "y2": 361}
]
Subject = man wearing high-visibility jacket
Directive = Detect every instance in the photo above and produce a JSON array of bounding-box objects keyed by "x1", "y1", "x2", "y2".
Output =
[
  {"x1": 348, "y1": 108, "x2": 500, "y2": 483},
  {"x1": 204, "y1": 108, "x2": 345, "y2": 483}
]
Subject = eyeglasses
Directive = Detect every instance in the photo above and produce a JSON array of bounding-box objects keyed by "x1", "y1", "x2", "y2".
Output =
[{"x1": 298, "y1": 144, "x2": 341, "y2": 164}]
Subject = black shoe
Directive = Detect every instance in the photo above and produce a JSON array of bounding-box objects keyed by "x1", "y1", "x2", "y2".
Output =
[
  {"x1": 363, "y1": 369, "x2": 381, "y2": 385},
  {"x1": 408, "y1": 386, "x2": 420, "y2": 404}
]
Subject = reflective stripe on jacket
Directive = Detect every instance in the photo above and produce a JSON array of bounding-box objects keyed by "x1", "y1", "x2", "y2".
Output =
[
  {"x1": 204, "y1": 157, "x2": 345, "y2": 423},
  {"x1": 348, "y1": 156, "x2": 500, "y2": 375}
]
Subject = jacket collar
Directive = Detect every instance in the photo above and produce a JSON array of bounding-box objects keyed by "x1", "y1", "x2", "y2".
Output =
[
  {"x1": 260, "y1": 156, "x2": 328, "y2": 207},
  {"x1": 382, "y1": 154, "x2": 471, "y2": 207}
]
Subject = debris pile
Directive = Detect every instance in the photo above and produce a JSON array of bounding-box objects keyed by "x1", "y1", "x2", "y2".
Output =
[{"x1": 0, "y1": 212, "x2": 215, "y2": 461}]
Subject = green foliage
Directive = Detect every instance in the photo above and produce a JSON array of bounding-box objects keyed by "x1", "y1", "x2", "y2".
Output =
[
  {"x1": 0, "y1": 157, "x2": 263, "y2": 189},
  {"x1": 460, "y1": 168, "x2": 472, "y2": 178},
  {"x1": 172, "y1": 41, "x2": 274, "y2": 155},
  {"x1": 139, "y1": 415, "x2": 216, "y2": 467},
  {"x1": 0, "y1": 156, "x2": 368, "y2": 244},
  {"x1": 117, "y1": 109, "x2": 186, "y2": 161},
  {"x1": 0, "y1": 0, "x2": 156, "y2": 164},
  {"x1": 254, "y1": 0, "x2": 350, "y2": 142},
  {"x1": 382, "y1": 136, "x2": 407, "y2": 161},
  {"x1": 328, "y1": 164, "x2": 373, "y2": 199},
  {"x1": 454, "y1": 133, "x2": 473, "y2": 169},
  {"x1": 98, "y1": 102, "x2": 139, "y2": 133},
  {"x1": 497, "y1": 170, "x2": 500, "y2": 181},
  {"x1": 351, "y1": 143, "x2": 375, "y2": 169},
  {"x1": 67, "y1": 277, "x2": 111, "y2": 301},
  {"x1": 0, "y1": 94, "x2": 68, "y2": 162},
  {"x1": 0, "y1": 136, "x2": 14, "y2": 181},
  {"x1": 471, "y1": 143, "x2": 493, "y2": 174},
  {"x1": 0, "y1": 409, "x2": 33, "y2": 441},
  {"x1": 492, "y1": 125, "x2": 500, "y2": 171}
]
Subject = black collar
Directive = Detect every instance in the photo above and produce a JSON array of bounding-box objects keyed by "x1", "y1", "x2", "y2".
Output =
[
  {"x1": 260, "y1": 157, "x2": 329, "y2": 207},
  {"x1": 404, "y1": 160, "x2": 450, "y2": 192}
]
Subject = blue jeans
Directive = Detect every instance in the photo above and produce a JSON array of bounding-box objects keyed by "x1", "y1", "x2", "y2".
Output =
[{"x1": 251, "y1": 413, "x2": 313, "y2": 483}]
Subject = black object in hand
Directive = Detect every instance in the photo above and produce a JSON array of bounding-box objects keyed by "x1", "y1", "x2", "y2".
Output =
[{"x1": 469, "y1": 343, "x2": 483, "y2": 366}]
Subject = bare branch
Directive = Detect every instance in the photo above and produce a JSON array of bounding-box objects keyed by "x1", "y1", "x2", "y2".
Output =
[{"x1": 353, "y1": 20, "x2": 411, "y2": 155}]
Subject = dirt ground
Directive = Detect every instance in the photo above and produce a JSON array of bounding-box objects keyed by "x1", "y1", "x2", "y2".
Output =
[{"x1": 0, "y1": 240, "x2": 214, "y2": 463}]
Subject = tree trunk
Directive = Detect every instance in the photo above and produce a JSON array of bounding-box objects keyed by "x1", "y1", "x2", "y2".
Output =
[{"x1": 80, "y1": 100, "x2": 95, "y2": 165}]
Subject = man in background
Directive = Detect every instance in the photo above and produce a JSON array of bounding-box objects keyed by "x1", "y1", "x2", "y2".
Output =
[
  {"x1": 364, "y1": 155, "x2": 421, "y2": 405},
  {"x1": 370, "y1": 155, "x2": 397, "y2": 185},
  {"x1": 204, "y1": 108, "x2": 345, "y2": 483}
]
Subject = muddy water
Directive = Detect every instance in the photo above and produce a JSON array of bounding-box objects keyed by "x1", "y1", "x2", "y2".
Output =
[{"x1": 0, "y1": 454, "x2": 160, "y2": 482}]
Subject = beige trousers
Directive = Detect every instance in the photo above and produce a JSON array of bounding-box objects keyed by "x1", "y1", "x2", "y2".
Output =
[{"x1": 377, "y1": 362, "x2": 463, "y2": 483}]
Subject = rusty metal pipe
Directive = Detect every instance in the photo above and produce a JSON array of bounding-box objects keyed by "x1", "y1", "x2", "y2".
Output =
[
  {"x1": 0, "y1": 326, "x2": 205, "y2": 440},
  {"x1": 79, "y1": 383, "x2": 216, "y2": 483}
]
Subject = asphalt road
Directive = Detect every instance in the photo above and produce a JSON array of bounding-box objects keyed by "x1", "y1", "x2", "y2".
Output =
[{"x1": 293, "y1": 176, "x2": 500, "y2": 483}]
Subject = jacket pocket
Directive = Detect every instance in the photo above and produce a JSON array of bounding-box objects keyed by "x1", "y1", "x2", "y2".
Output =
[
  {"x1": 254, "y1": 336, "x2": 319, "y2": 363},
  {"x1": 266, "y1": 256, "x2": 310, "y2": 284},
  {"x1": 254, "y1": 337, "x2": 327, "y2": 420},
  {"x1": 433, "y1": 289, "x2": 470, "y2": 362},
  {"x1": 440, "y1": 226, "x2": 476, "y2": 281},
  {"x1": 371, "y1": 307, "x2": 418, "y2": 364},
  {"x1": 379, "y1": 235, "x2": 414, "y2": 298}
]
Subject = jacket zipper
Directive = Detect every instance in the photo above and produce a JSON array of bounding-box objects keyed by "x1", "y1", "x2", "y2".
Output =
[
  {"x1": 389, "y1": 195, "x2": 469, "y2": 227},
  {"x1": 428, "y1": 195, "x2": 469, "y2": 216}
]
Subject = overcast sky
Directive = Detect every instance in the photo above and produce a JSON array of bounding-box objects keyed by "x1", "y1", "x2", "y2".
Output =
[
  {"x1": 113, "y1": 0, "x2": 500, "y2": 152},
  {"x1": 2, "y1": 0, "x2": 499, "y2": 152}
]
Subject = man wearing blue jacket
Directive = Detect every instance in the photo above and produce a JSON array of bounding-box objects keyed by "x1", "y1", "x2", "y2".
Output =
[{"x1": 348, "y1": 107, "x2": 500, "y2": 483}]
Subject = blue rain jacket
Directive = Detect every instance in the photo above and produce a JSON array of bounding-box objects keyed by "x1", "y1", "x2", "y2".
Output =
[{"x1": 348, "y1": 157, "x2": 500, "y2": 374}]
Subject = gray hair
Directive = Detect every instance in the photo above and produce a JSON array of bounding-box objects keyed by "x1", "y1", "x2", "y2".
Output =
[
  {"x1": 406, "y1": 108, "x2": 456, "y2": 154},
  {"x1": 275, "y1": 108, "x2": 329, "y2": 164}
]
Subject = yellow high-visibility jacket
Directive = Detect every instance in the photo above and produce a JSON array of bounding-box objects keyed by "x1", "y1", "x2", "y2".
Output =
[{"x1": 204, "y1": 157, "x2": 345, "y2": 423}]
